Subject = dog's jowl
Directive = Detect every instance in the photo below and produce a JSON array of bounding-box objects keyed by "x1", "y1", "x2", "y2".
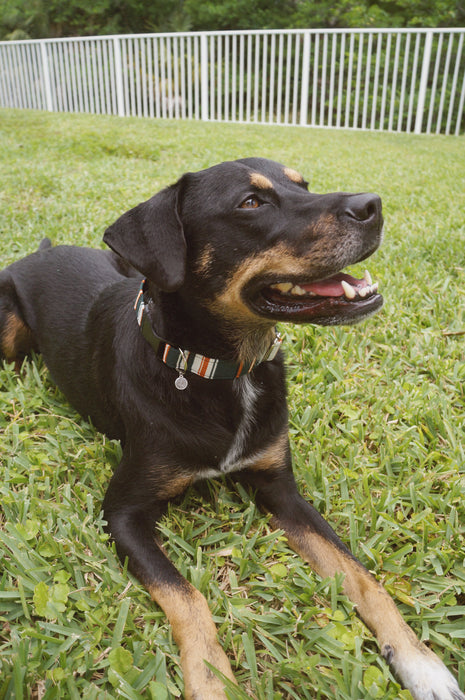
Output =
[{"x1": 0, "y1": 158, "x2": 462, "y2": 700}]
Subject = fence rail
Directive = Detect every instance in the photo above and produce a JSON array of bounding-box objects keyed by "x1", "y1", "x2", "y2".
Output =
[{"x1": 1, "y1": 28, "x2": 464, "y2": 135}]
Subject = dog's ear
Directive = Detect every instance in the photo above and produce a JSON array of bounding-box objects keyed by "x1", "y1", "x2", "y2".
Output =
[{"x1": 103, "y1": 181, "x2": 186, "y2": 292}]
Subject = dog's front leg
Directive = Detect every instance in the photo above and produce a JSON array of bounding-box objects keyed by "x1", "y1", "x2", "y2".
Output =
[
  {"x1": 241, "y1": 458, "x2": 464, "y2": 700},
  {"x1": 102, "y1": 458, "x2": 236, "y2": 700}
]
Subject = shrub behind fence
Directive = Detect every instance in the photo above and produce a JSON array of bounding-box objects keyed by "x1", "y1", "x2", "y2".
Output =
[{"x1": 0, "y1": 28, "x2": 464, "y2": 135}]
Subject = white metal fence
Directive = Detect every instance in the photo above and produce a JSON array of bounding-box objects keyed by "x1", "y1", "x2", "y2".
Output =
[{"x1": 1, "y1": 28, "x2": 464, "y2": 135}]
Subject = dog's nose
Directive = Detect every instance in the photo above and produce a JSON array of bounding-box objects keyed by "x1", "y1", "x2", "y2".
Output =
[{"x1": 344, "y1": 193, "x2": 382, "y2": 223}]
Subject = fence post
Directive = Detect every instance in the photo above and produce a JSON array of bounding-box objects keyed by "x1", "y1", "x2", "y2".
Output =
[
  {"x1": 113, "y1": 37, "x2": 125, "y2": 117},
  {"x1": 415, "y1": 31, "x2": 433, "y2": 134},
  {"x1": 40, "y1": 41, "x2": 53, "y2": 111},
  {"x1": 300, "y1": 32, "x2": 310, "y2": 126},
  {"x1": 200, "y1": 33, "x2": 209, "y2": 121}
]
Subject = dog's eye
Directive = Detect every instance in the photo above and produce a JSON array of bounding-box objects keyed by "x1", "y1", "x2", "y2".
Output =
[{"x1": 240, "y1": 196, "x2": 261, "y2": 209}]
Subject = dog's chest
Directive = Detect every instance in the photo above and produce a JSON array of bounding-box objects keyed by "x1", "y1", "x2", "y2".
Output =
[{"x1": 196, "y1": 376, "x2": 262, "y2": 480}]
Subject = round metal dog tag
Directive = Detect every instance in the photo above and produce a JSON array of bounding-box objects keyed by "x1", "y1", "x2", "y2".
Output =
[{"x1": 175, "y1": 374, "x2": 188, "y2": 390}]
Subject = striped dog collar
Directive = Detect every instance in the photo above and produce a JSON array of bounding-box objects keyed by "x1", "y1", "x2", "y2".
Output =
[{"x1": 134, "y1": 280, "x2": 282, "y2": 389}]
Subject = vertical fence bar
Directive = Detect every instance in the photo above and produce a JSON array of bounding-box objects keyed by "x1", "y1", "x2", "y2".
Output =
[
  {"x1": 166, "y1": 36, "x2": 172, "y2": 118},
  {"x1": 436, "y1": 32, "x2": 454, "y2": 133},
  {"x1": 95, "y1": 40, "x2": 103, "y2": 114},
  {"x1": 232, "y1": 34, "x2": 237, "y2": 121},
  {"x1": 63, "y1": 42, "x2": 71, "y2": 112},
  {"x1": 25, "y1": 43, "x2": 35, "y2": 108},
  {"x1": 362, "y1": 33, "x2": 372, "y2": 130},
  {"x1": 103, "y1": 40, "x2": 112, "y2": 114},
  {"x1": 380, "y1": 33, "x2": 391, "y2": 130},
  {"x1": 414, "y1": 31, "x2": 433, "y2": 134},
  {"x1": 216, "y1": 35, "x2": 222, "y2": 121},
  {"x1": 455, "y1": 58, "x2": 465, "y2": 135},
  {"x1": 200, "y1": 34, "x2": 209, "y2": 121},
  {"x1": 312, "y1": 34, "x2": 319, "y2": 126},
  {"x1": 186, "y1": 36, "x2": 192, "y2": 119},
  {"x1": 169, "y1": 36, "x2": 175, "y2": 118},
  {"x1": 174, "y1": 36, "x2": 180, "y2": 119},
  {"x1": 427, "y1": 33, "x2": 443, "y2": 134},
  {"x1": 254, "y1": 34, "x2": 260, "y2": 122},
  {"x1": 159, "y1": 37, "x2": 166, "y2": 118},
  {"x1": 353, "y1": 33, "x2": 364, "y2": 128},
  {"x1": 397, "y1": 33, "x2": 410, "y2": 132},
  {"x1": 193, "y1": 35, "x2": 199, "y2": 119},
  {"x1": 239, "y1": 34, "x2": 245, "y2": 122},
  {"x1": 446, "y1": 33, "x2": 463, "y2": 135},
  {"x1": 406, "y1": 33, "x2": 421, "y2": 132},
  {"x1": 146, "y1": 37, "x2": 154, "y2": 118},
  {"x1": 5, "y1": 46, "x2": 17, "y2": 106},
  {"x1": 64, "y1": 42, "x2": 74, "y2": 112},
  {"x1": 209, "y1": 36, "x2": 214, "y2": 120},
  {"x1": 328, "y1": 33, "x2": 337, "y2": 128},
  {"x1": 71, "y1": 42, "x2": 81, "y2": 112},
  {"x1": 17, "y1": 44, "x2": 28, "y2": 108},
  {"x1": 337, "y1": 33, "x2": 345, "y2": 128},
  {"x1": 345, "y1": 33, "x2": 354, "y2": 128},
  {"x1": 269, "y1": 33, "x2": 276, "y2": 124},
  {"x1": 0, "y1": 46, "x2": 7, "y2": 106},
  {"x1": 179, "y1": 36, "x2": 185, "y2": 120},
  {"x1": 141, "y1": 38, "x2": 147, "y2": 117},
  {"x1": 21, "y1": 44, "x2": 32, "y2": 108},
  {"x1": 246, "y1": 34, "x2": 252, "y2": 122},
  {"x1": 371, "y1": 33, "x2": 382, "y2": 130},
  {"x1": 276, "y1": 33, "x2": 284, "y2": 124},
  {"x1": 388, "y1": 33, "x2": 400, "y2": 131},
  {"x1": 51, "y1": 43, "x2": 62, "y2": 112},
  {"x1": 224, "y1": 34, "x2": 229, "y2": 121},
  {"x1": 300, "y1": 32, "x2": 310, "y2": 126},
  {"x1": 320, "y1": 33, "x2": 328, "y2": 126},
  {"x1": 154, "y1": 37, "x2": 161, "y2": 119},
  {"x1": 261, "y1": 34, "x2": 268, "y2": 123},
  {"x1": 291, "y1": 34, "x2": 300, "y2": 125},
  {"x1": 40, "y1": 41, "x2": 54, "y2": 111},
  {"x1": 14, "y1": 45, "x2": 24, "y2": 108},
  {"x1": 284, "y1": 34, "x2": 292, "y2": 125},
  {"x1": 86, "y1": 41, "x2": 95, "y2": 113}
]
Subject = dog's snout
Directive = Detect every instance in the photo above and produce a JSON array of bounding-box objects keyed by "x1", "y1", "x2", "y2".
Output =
[{"x1": 344, "y1": 193, "x2": 381, "y2": 223}]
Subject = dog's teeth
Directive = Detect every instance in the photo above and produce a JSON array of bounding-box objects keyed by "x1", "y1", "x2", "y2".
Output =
[
  {"x1": 371, "y1": 282, "x2": 379, "y2": 293},
  {"x1": 364, "y1": 270, "x2": 373, "y2": 285},
  {"x1": 359, "y1": 287, "x2": 369, "y2": 298},
  {"x1": 341, "y1": 280, "x2": 357, "y2": 300},
  {"x1": 274, "y1": 282, "x2": 293, "y2": 293},
  {"x1": 291, "y1": 284, "x2": 307, "y2": 296}
]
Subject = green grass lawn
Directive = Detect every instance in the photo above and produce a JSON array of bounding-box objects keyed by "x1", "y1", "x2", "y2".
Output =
[{"x1": 0, "y1": 109, "x2": 464, "y2": 700}]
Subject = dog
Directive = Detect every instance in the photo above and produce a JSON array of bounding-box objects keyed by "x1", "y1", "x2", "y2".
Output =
[{"x1": 0, "y1": 158, "x2": 463, "y2": 700}]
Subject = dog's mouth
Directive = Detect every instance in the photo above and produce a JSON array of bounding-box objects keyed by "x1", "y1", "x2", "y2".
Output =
[{"x1": 247, "y1": 269, "x2": 383, "y2": 325}]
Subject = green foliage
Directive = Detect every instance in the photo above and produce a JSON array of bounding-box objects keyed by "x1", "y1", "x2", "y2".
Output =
[
  {"x1": 182, "y1": 0, "x2": 298, "y2": 31},
  {"x1": 0, "y1": 0, "x2": 463, "y2": 39},
  {"x1": 0, "y1": 109, "x2": 464, "y2": 698}
]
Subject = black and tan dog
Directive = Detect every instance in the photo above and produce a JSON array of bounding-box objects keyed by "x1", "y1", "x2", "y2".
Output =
[{"x1": 0, "y1": 158, "x2": 462, "y2": 700}]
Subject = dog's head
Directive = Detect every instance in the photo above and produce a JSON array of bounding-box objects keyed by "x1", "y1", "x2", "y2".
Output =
[{"x1": 104, "y1": 158, "x2": 383, "y2": 331}]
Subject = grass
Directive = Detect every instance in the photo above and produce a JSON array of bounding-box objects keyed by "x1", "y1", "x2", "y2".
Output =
[{"x1": 0, "y1": 108, "x2": 464, "y2": 700}]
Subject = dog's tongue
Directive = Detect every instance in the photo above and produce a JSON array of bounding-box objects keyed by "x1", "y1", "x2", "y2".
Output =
[{"x1": 301, "y1": 273, "x2": 361, "y2": 297}]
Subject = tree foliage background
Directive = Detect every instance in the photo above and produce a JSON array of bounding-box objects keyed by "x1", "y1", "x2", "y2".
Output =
[{"x1": 0, "y1": 0, "x2": 463, "y2": 40}]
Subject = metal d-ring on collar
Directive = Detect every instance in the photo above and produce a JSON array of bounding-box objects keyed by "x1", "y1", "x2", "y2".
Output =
[{"x1": 134, "y1": 279, "x2": 282, "y2": 390}]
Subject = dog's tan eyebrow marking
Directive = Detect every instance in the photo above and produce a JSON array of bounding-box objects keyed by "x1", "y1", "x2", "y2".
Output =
[
  {"x1": 283, "y1": 167, "x2": 304, "y2": 183},
  {"x1": 250, "y1": 172, "x2": 274, "y2": 190}
]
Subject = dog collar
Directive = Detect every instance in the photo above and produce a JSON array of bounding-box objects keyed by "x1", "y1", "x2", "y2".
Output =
[{"x1": 134, "y1": 280, "x2": 282, "y2": 389}]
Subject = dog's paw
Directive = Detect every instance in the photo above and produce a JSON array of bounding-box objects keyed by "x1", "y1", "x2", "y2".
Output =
[
  {"x1": 180, "y1": 642, "x2": 236, "y2": 700},
  {"x1": 383, "y1": 642, "x2": 464, "y2": 700}
]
